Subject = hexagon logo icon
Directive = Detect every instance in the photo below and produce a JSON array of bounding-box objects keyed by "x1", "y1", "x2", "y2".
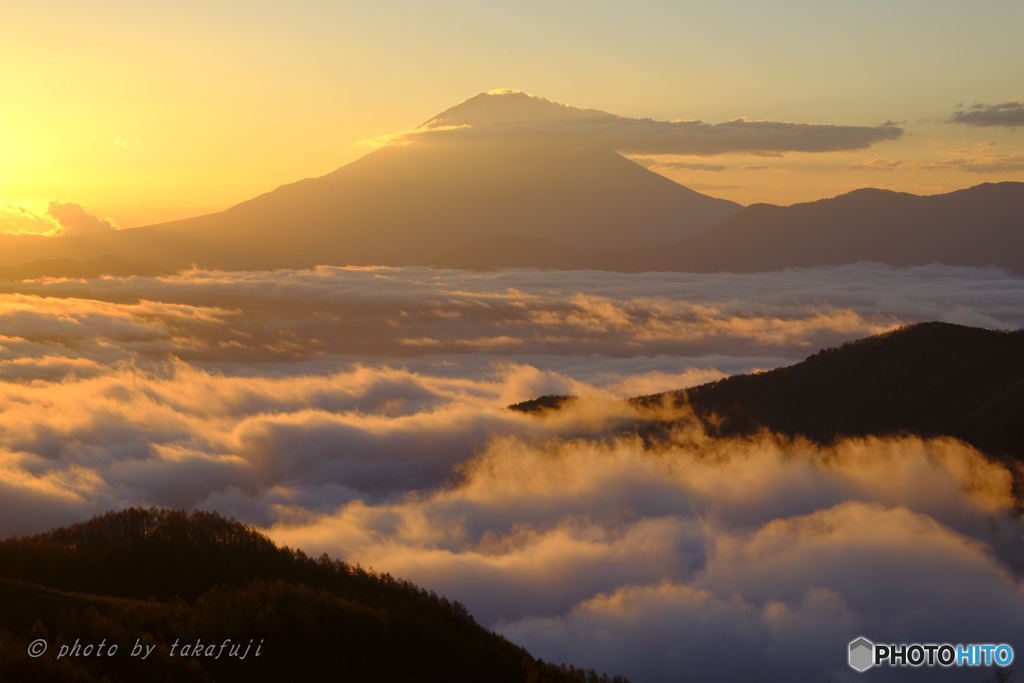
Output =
[{"x1": 849, "y1": 637, "x2": 874, "y2": 672}]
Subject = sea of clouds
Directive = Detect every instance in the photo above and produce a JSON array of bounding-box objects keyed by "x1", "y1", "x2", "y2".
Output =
[{"x1": 1, "y1": 262, "x2": 1023, "y2": 682}]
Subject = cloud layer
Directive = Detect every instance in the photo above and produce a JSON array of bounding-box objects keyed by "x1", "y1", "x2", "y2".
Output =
[
  {"x1": 374, "y1": 91, "x2": 903, "y2": 156},
  {"x1": 3, "y1": 263, "x2": 1021, "y2": 374},
  {"x1": 0, "y1": 263, "x2": 1021, "y2": 681}
]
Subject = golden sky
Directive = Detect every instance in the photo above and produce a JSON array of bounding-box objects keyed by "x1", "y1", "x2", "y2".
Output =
[{"x1": 3, "y1": 0, "x2": 1023, "y2": 231}]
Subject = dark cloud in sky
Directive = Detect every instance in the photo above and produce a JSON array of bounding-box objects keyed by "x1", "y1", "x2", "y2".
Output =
[
  {"x1": 949, "y1": 100, "x2": 1024, "y2": 129},
  {"x1": 383, "y1": 91, "x2": 904, "y2": 156}
]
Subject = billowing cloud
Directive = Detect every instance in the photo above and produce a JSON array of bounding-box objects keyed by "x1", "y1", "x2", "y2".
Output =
[
  {"x1": 2, "y1": 357, "x2": 1022, "y2": 683},
  {"x1": 369, "y1": 91, "x2": 903, "y2": 156},
  {"x1": 269, "y1": 416, "x2": 1024, "y2": 683},
  {"x1": 949, "y1": 100, "x2": 1024, "y2": 129},
  {"x1": 46, "y1": 200, "x2": 117, "y2": 235},
  {"x1": 0, "y1": 199, "x2": 117, "y2": 236},
  {"x1": 0, "y1": 360, "x2": 666, "y2": 535}
]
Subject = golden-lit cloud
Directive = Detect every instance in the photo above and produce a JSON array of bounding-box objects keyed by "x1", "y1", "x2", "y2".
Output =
[
  {"x1": 269, "y1": 413, "x2": 1024, "y2": 683},
  {"x1": 0, "y1": 199, "x2": 63, "y2": 236},
  {"x1": 46, "y1": 200, "x2": 118, "y2": 235},
  {"x1": 923, "y1": 142, "x2": 1024, "y2": 174},
  {"x1": 0, "y1": 199, "x2": 117, "y2": 236},
  {"x1": 850, "y1": 142, "x2": 1024, "y2": 175}
]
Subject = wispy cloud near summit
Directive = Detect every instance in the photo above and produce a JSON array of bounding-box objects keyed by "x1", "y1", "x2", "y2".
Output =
[{"x1": 368, "y1": 91, "x2": 903, "y2": 156}]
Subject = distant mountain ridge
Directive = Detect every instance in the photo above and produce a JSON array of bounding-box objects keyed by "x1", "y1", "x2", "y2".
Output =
[
  {"x1": 2, "y1": 180, "x2": 1021, "y2": 277},
  {"x1": 592, "y1": 181, "x2": 1024, "y2": 273}
]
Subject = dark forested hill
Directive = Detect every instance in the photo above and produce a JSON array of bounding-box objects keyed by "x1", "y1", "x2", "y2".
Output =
[
  {"x1": 0, "y1": 508, "x2": 628, "y2": 683},
  {"x1": 665, "y1": 322, "x2": 1024, "y2": 459},
  {"x1": 513, "y1": 323, "x2": 1024, "y2": 464}
]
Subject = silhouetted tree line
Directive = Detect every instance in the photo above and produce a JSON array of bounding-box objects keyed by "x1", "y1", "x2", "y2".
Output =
[
  {"x1": 667, "y1": 323, "x2": 1024, "y2": 462},
  {"x1": 511, "y1": 323, "x2": 1024, "y2": 502},
  {"x1": 0, "y1": 508, "x2": 631, "y2": 683},
  {"x1": 509, "y1": 394, "x2": 578, "y2": 413}
]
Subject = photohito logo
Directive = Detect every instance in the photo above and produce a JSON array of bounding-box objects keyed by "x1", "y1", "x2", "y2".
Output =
[
  {"x1": 848, "y1": 637, "x2": 1014, "y2": 672},
  {"x1": 849, "y1": 637, "x2": 874, "y2": 672}
]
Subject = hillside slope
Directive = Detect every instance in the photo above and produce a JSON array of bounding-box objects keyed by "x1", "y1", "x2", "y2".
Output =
[
  {"x1": 664, "y1": 322, "x2": 1024, "y2": 459},
  {"x1": 0, "y1": 508, "x2": 629, "y2": 683},
  {"x1": 513, "y1": 323, "x2": 1024, "y2": 464}
]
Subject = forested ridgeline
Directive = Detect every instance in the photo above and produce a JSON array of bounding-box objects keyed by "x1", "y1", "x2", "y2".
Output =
[
  {"x1": 0, "y1": 508, "x2": 629, "y2": 683},
  {"x1": 661, "y1": 322, "x2": 1024, "y2": 460},
  {"x1": 512, "y1": 322, "x2": 1024, "y2": 465}
]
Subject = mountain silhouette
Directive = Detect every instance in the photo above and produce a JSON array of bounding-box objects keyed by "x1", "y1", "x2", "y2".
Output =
[
  {"x1": 0, "y1": 93, "x2": 740, "y2": 272},
  {"x1": 593, "y1": 182, "x2": 1024, "y2": 273},
  {"x1": 143, "y1": 140, "x2": 739, "y2": 267},
  {"x1": 420, "y1": 89, "x2": 625, "y2": 129}
]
